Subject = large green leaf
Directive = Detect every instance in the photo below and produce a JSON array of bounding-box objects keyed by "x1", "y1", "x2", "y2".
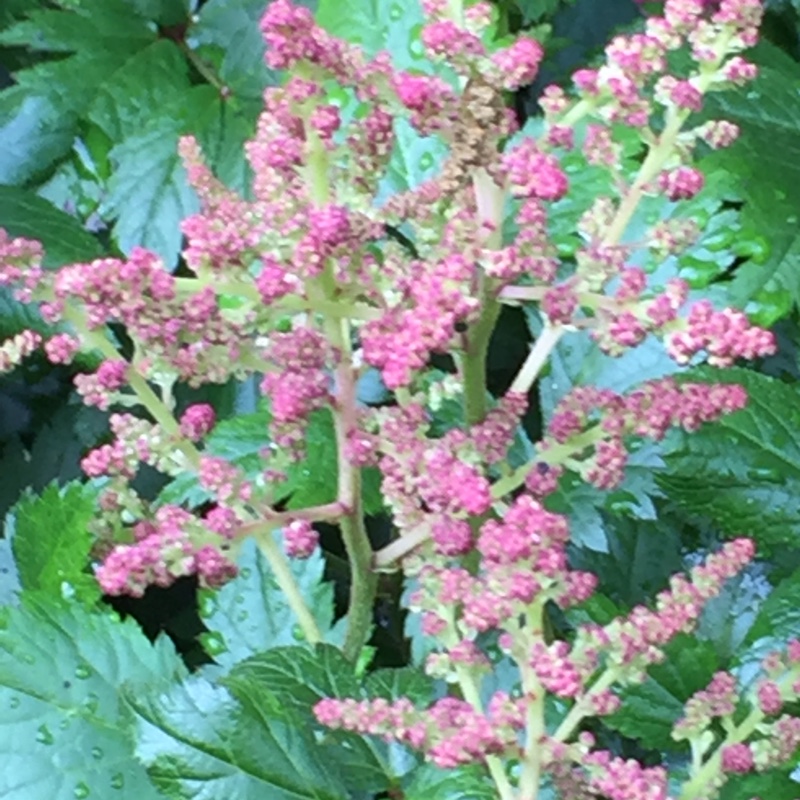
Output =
[
  {"x1": 702, "y1": 43, "x2": 800, "y2": 326},
  {"x1": 7, "y1": 482, "x2": 99, "y2": 605},
  {"x1": 101, "y1": 116, "x2": 200, "y2": 266},
  {"x1": 129, "y1": 675, "x2": 350, "y2": 800},
  {"x1": 87, "y1": 39, "x2": 190, "y2": 142},
  {"x1": 0, "y1": 597, "x2": 184, "y2": 800},
  {"x1": 605, "y1": 635, "x2": 719, "y2": 751},
  {"x1": 226, "y1": 645, "x2": 422, "y2": 794},
  {"x1": 0, "y1": 90, "x2": 76, "y2": 184},
  {"x1": 717, "y1": 769, "x2": 800, "y2": 800},
  {"x1": 316, "y1": 0, "x2": 429, "y2": 72},
  {"x1": 402, "y1": 763, "x2": 498, "y2": 800},
  {"x1": 191, "y1": 0, "x2": 280, "y2": 100},
  {"x1": 741, "y1": 565, "x2": 800, "y2": 650},
  {"x1": 659, "y1": 368, "x2": 800, "y2": 551},
  {"x1": 199, "y1": 537, "x2": 338, "y2": 669}
]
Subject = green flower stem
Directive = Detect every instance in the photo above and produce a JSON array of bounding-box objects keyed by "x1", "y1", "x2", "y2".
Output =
[
  {"x1": 490, "y1": 426, "x2": 605, "y2": 500},
  {"x1": 252, "y1": 525, "x2": 323, "y2": 645},
  {"x1": 464, "y1": 169, "x2": 505, "y2": 426},
  {"x1": 552, "y1": 666, "x2": 620, "y2": 743},
  {"x1": 304, "y1": 128, "x2": 377, "y2": 662},
  {"x1": 518, "y1": 603, "x2": 547, "y2": 800},
  {"x1": 173, "y1": 277, "x2": 382, "y2": 320},
  {"x1": 453, "y1": 662, "x2": 516, "y2": 800},
  {"x1": 678, "y1": 706, "x2": 762, "y2": 800},
  {"x1": 326, "y1": 314, "x2": 377, "y2": 662}
]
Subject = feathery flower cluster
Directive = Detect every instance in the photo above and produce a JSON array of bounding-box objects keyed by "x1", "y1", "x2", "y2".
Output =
[{"x1": 0, "y1": 0, "x2": 791, "y2": 794}]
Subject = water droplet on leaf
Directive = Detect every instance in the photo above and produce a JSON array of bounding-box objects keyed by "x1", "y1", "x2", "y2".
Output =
[
  {"x1": 292, "y1": 624, "x2": 306, "y2": 641},
  {"x1": 74, "y1": 782, "x2": 90, "y2": 798},
  {"x1": 75, "y1": 663, "x2": 92, "y2": 679},
  {"x1": 110, "y1": 773, "x2": 124, "y2": 790},
  {"x1": 9, "y1": 696, "x2": 20, "y2": 709},
  {"x1": 91, "y1": 746, "x2": 103, "y2": 760},
  {"x1": 36, "y1": 724, "x2": 54, "y2": 745}
]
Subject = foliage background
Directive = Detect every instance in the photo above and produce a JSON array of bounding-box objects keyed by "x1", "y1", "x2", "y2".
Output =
[{"x1": 0, "y1": 0, "x2": 799, "y2": 798}]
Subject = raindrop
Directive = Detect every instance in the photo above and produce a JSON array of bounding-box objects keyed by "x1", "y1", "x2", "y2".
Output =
[
  {"x1": 91, "y1": 746, "x2": 103, "y2": 760},
  {"x1": 292, "y1": 624, "x2": 306, "y2": 641},
  {"x1": 110, "y1": 774, "x2": 125, "y2": 790},
  {"x1": 83, "y1": 693, "x2": 100, "y2": 715},
  {"x1": 204, "y1": 634, "x2": 226, "y2": 655},
  {"x1": 418, "y1": 152, "x2": 434, "y2": 171},
  {"x1": 200, "y1": 596, "x2": 216, "y2": 616},
  {"x1": 389, "y1": 3, "x2": 403, "y2": 20},
  {"x1": 74, "y1": 782, "x2": 90, "y2": 799},
  {"x1": 237, "y1": 611, "x2": 249, "y2": 623},
  {"x1": 75, "y1": 663, "x2": 92, "y2": 680},
  {"x1": 59, "y1": 719, "x2": 70, "y2": 731},
  {"x1": 240, "y1": 568, "x2": 252, "y2": 580},
  {"x1": 36, "y1": 724, "x2": 54, "y2": 745},
  {"x1": 21, "y1": 653, "x2": 35, "y2": 665},
  {"x1": 9, "y1": 696, "x2": 20, "y2": 709}
]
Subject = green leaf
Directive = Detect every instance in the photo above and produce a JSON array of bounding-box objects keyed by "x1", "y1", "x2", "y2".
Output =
[
  {"x1": 7, "y1": 482, "x2": 99, "y2": 605},
  {"x1": 0, "y1": 90, "x2": 76, "y2": 184},
  {"x1": 741, "y1": 566, "x2": 800, "y2": 650},
  {"x1": 199, "y1": 537, "x2": 337, "y2": 669},
  {"x1": 159, "y1": 406, "x2": 384, "y2": 514},
  {"x1": 702, "y1": 42, "x2": 800, "y2": 326},
  {"x1": 191, "y1": 0, "x2": 280, "y2": 100},
  {"x1": 87, "y1": 38, "x2": 191, "y2": 142},
  {"x1": 101, "y1": 116, "x2": 200, "y2": 266},
  {"x1": 403, "y1": 763, "x2": 497, "y2": 800},
  {"x1": 190, "y1": 86, "x2": 259, "y2": 195},
  {"x1": 316, "y1": 0, "x2": 430, "y2": 71},
  {"x1": 605, "y1": 635, "x2": 719, "y2": 751},
  {"x1": 129, "y1": 675, "x2": 350, "y2": 800},
  {"x1": 717, "y1": 769, "x2": 800, "y2": 800},
  {"x1": 570, "y1": 516, "x2": 684, "y2": 609},
  {"x1": 226, "y1": 648, "x2": 430, "y2": 794},
  {"x1": 0, "y1": 596, "x2": 185, "y2": 800},
  {"x1": 0, "y1": 185, "x2": 102, "y2": 340},
  {"x1": 659, "y1": 367, "x2": 800, "y2": 551},
  {"x1": 378, "y1": 117, "x2": 450, "y2": 202},
  {"x1": 0, "y1": 185, "x2": 102, "y2": 268}
]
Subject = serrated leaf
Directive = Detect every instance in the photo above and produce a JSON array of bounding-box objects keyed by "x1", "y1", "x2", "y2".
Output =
[
  {"x1": 0, "y1": 185, "x2": 102, "y2": 268},
  {"x1": 190, "y1": 85, "x2": 259, "y2": 195},
  {"x1": 8, "y1": 482, "x2": 99, "y2": 604},
  {"x1": 717, "y1": 768, "x2": 800, "y2": 800},
  {"x1": 659, "y1": 368, "x2": 800, "y2": 550},
  {"x1": 697, "y1": 565, "x2": 772, "y2": 663},
  {"x1": 101, "y1": 116, "x2": 200, "y2": 266},
  {"x1": 403, "y1": 763, "x2": 497, "y2": 800},
  {"x1": 129, "y1": 675, "x2": 350, "y2": 800},
  {"x1": 0, "y1": 90, "x2": 76, "y2": 184},
  {"x1": 702, "y1": 42, "x2": 800, "y2": 326},
  {"x1": 226, "y1": 647, "x2": 427, "y2": 794},
  {"x1": 569, "y1": 515, "x2": 683, "y2": 608},
  {"x1": 605, "y1": 635, "x2": 719, "y2": 751},
  {"x1": 0, "y1": 596, "x2": 185, "y2": 800},
  {"x1": 741, "y1": 565, "x2": 800, "y2": 649},
  {"x1": 199, "y1": 537, "x2": 337, "y2": 670},
  {"x1": 191, "y1": 0, "x2": 280, "y2": 100},
  {"x1": 88, "y1": 38, "x2": 191, "y2": 142}
]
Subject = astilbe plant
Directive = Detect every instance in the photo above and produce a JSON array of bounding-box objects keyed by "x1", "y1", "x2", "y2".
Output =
[{"x1": 0, "y1": 0, "x2": 795, "y2": 797}]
